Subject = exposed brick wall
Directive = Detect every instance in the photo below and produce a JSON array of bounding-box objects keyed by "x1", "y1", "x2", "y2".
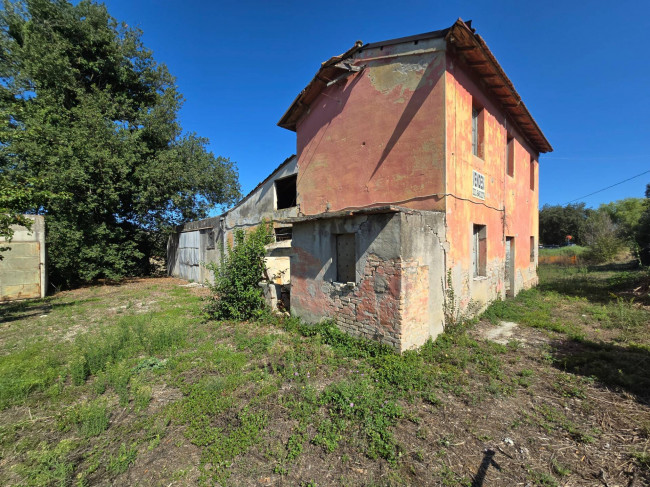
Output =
[
  {"x1": 328, "y1": 254, "x2": 402, "y2": 350},
  {"x1": 290, "y1": 211, "x2": 447, "y2": 352}
]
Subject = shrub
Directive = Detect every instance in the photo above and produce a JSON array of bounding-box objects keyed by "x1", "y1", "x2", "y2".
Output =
[
  {"x1": 582, "y1": 211, "x2": 624, "y2": 263},
  {"x1": 70, "y1": 399, "x2": 110, "y2": 437},
  {"x1": 205, "y1": 222, "x2": 273, "y2": 320}
]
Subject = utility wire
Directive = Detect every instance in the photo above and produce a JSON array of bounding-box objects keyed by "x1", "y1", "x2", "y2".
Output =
[{"x1": 566, "y1": 169, "x2": 650, "y2": 204}]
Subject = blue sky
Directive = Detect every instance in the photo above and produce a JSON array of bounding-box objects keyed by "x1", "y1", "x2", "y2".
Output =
[{"x1": 103, "y1": 0, "x2": 650, "y2": 212}]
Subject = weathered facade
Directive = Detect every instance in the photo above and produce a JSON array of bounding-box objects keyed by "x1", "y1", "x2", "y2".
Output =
[
  {"x1": 277, "y1": 19, "x2": 552, "y2": 351},
  {"x1": 289, "y1": 208, "x2": 446, "y2": 349},
  {"x1": 167, "y1": 155, "x2": 298, "y2": 300},
  {"x1": 0, "y1": 215, "x2": 47, "y2": 301}
]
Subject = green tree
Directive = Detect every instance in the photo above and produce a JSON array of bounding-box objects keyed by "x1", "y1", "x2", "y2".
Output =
[
  {"x1": 636, "y1": 184, "x2": 650, "y2": 251},
  {"x1": 582, "y1": 210, "x2": 624, "y2": 263},
  {"x1": 0, "y1": 174, "x2": 61, "y2": 258},
  {"x1": 539, "y1": 203, "x2": 587, "y2": 245},
  {"x1": 0, "y1": 0, "x2": 240, "y2": 286},
  {"x1": 599, "y1": 197, "x2": 645, "y2": 243},
  {"x1": 205, "y1": 222, "x2": 274, "y2": 321}
]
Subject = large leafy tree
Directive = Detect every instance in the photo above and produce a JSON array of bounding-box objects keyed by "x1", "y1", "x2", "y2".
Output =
[
  {"x1": 636, "y1": 184, "x2": 650, "y2": 251},
  {"x1": 0, "y1": 0, "x2": 240, "y2": 286},
  {"x1": 539, "y1": 203, "x2": 588, "y2": 245},
  {"x1": 599, "y1": 197, "x2": 646, "y2": 243}
]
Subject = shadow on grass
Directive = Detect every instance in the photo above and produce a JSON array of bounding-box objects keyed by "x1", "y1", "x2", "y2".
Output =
[
  {"x1": 551, "y1": 338, "x2": 650, "y2": 404},
  {"x1": 0, "y1": 298, "x2": 98, "y2": 323},
  {"x1": 538, "y1": 264, "x2": 649, "y2": 305},
  {"x1": 471, "y1": 448, "x2": 500, "y2": 487}
]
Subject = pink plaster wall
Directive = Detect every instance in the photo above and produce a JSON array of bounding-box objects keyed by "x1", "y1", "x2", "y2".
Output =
[
  {"x1": 445, "y1": 54, "x2": 539, "y2": 305},
  {"x1": 296, "y1": 50, "x2": 447, "y2": 215}
]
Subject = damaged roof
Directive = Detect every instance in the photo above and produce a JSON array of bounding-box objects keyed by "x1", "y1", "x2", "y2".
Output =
[
  {"x1": 281, "y1": 205, "x2": 408, "y2": 224},
  {"x1": 278, "y1": 19, "x2": 552, "y2": 154}
]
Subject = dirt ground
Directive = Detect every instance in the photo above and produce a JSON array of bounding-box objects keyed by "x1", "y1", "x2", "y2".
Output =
[{"x1": 1, "y1": 268, "x2": 649, "y2": 486}]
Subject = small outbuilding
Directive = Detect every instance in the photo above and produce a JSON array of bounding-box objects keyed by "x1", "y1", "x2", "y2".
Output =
[
  {"x1": 0, "y1": 215, "x2": 47, "y2": 301},
  {"x1": 167, "y1": 155, "x2": 298, "y2": 307}
]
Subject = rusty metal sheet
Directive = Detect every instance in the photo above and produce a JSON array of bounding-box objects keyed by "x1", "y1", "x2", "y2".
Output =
[{"x1": 178, "y1": 231, "x2": 200, "y2": 282}]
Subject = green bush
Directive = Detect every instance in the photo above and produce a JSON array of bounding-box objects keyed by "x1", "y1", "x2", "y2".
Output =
[
  {"x1": 585, "y1": 236, "x2": 624, "y2": 263},
  {"x1": 205, "y1": 222, "x2": 273, "y2": 320},
  {"x1": 70, "y1": 399, "x2": 110, "y2": 437},
  {"x1": 582, "y1": 211, "x2": 624, "y2": 263}
]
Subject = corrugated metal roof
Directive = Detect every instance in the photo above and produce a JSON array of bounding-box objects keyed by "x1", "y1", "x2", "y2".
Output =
[{"x1": 174, "y1": 154, "x2": 296, "y2": 232}]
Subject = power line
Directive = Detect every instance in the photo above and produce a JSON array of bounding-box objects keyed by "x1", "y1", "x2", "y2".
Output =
[{"x1": 566, "y1": 169, "x2": 650, "y2": 204}]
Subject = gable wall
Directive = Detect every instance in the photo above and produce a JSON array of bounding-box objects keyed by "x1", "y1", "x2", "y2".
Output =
[{"x1": 295, "y1": 38, "x2": 447, "y2": 215}]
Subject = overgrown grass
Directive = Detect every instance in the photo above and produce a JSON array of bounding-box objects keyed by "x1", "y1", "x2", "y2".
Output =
[
  {"x1": 483, "y1": 264, "x2": 650, "y2": 400},
  {"x1": 1, "y1": 268, "x2": 648, "y2": 486},
  {"x1": 539, "y1": 245, "x2": 588, "y2": 257}
]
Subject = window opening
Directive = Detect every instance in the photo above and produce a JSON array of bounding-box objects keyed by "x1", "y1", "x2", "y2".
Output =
[
  {"x1": 275, "y1": 174, "x2": 297, "y2": 209},
  {"x1": 506, "y1": 135, "x2": 514, "y2": 177},
  {"x1": 336, "y1": 233, "x2": 356, "y2": 283},
  {"x1": 472, "y1": 102, "x2": 484, "y2": 159},
  {"x1": 530, "y1": 236, "x2": 535, "y2": 263},
  {"x1": 274, "y1": 227, "x2": 292, "y2": 242},
  {"x1": 530, "y1": 156, "x2": 535, "y2": 191},
  {"x1": 206, "y1": 228, "x2": 216, "y2": 250},
  {"x1": 472, "y1": 224, "x2": 487, "y2": 278}
]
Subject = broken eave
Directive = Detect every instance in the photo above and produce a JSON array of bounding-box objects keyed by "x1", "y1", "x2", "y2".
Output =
[
  {"x1": 277, "y1": 41, "x2": 364, "y2": 131},
  {"x1": 446, "y1": 19, "x2": 553, "y2": 153},
  {"x1": 278, "y1": 20, "x2": 552, "y2": 154},
  {"x1": 281, "y1": 205, "x2": 417, "y2": 224}
]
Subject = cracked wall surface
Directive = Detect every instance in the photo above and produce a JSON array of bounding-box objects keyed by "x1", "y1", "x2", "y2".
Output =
[
  {"x1": 290, "y1": 210, "x2": 445, "y2": 352},
  {"x1": 444, "y1": 53, "x2": 539, "y2": 314},
  {"x1": 296, "y1": 39, "x2": 447, "y2": 215}
]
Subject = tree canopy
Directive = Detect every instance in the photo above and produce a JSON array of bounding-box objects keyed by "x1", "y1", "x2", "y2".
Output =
[
  {"x1": 539, "y1": 203, "x2": 587, "y2": 246},
  {"x1": 636, "y1": 184, "x2": 650, "y2": 250},
  {"x1": 539, "y1": 190, "x2": 650, "y2": 264},
  {"x1": 0, "y1": 0, "x2": 240, "y2": 286},
  {"x1": 599, "y1": 198, "x2": 646, "y2": 243},
  {"x1": 0, "y1": 174, "x2": 60, "y2": 258}
]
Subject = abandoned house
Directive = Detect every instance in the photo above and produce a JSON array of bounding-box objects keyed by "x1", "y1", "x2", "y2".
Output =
[
  {"x1": 167, "y1": 155, "x2": 298, "y2": 307},
  {"x1": 169, "y1": 18, "x2": 552, "y2": 352}
]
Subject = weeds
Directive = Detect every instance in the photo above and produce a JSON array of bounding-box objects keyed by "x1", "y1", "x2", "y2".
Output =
[
  {"x1": 527, "y1": 467, "x2": 558, "y2": 487},
  {"x1": 107, "y1": 442, "x2": 138, "y2": 474},
  {"x1": 2, "y1": 267, "x2": 649, "y2": 486},
  {"x1": 0, "y1": 343, "x2": 64, "y2": 409},
  {"x1": 69, "y1": 399, "x2": 110, "y2": 437},
  {"x1": 551, "y1": 459, "x2": 571, "y2": 477},
  {"x1": 631, "y1": 450, "x2": 650, "y2": 469},
  {"x1": 20, "y1": 439, "x2": 76, "y2": 486},
  {"x1": 319, "y1": 377, "x2": 403, "y2": 462}
]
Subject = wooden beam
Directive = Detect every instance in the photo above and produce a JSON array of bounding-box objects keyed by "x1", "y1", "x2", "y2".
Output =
[{"x1": 333, "y1": 62, "x2": 362, "y2": 72}]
